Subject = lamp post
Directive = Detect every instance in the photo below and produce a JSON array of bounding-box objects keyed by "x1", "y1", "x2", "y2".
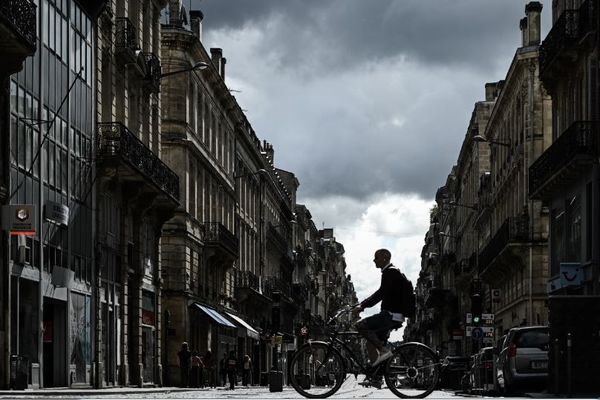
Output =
[
  {"x1": 472, "y1": 134, "x2": 511, "y2": 148},
  {"x1": 160, "y1": 61, "x2": 210, "y2": 79}
]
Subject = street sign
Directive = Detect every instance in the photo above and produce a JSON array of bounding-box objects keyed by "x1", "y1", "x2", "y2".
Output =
[
  {"x1": 482, "y1": 313, "x2": 494, "y2": 325},
  {"x1": 466, "y1": 313, "x2": 472, "y2": 324},
  {"x1": 471, "y1": 327, "x2": 483, "y2": 339},
  {"x1": 466, "y1": 326, "x2": 494, "y2": 337}
]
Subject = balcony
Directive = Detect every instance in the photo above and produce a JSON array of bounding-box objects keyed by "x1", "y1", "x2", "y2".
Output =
[
  {"x1": 235, "y1": 270, "x2": 269, "y2": 305},
  {"x1": 0, "y1": 0, "x2": 36, "y2": 76},
  {"x1": 264, "y1": 276, "x2": 292, "y2": 301},
  {"x1": 539, "y1": 1, "x2": 595, "y2": 86},
  {"x1": 142, "y1": 52, "x2": 161, "y2": 94},
  {"x1": 479, "y1": 215, "x2": 530, "y2": 282},
  {"x1": 267, "y1": 224, "x2": 289, "y2": 255},
  {"x1": 203, "y1": 222, "x2": 239, "y2": 259},
  {"x1": 97, "y1": 122, "x2": 179, "y2": 202},
  {"x1": 115, "y1": 17, "x2": 139, "y2": 64},
  {"x1": 529, "y1": 121, "x2": 598, "y2": 200}
]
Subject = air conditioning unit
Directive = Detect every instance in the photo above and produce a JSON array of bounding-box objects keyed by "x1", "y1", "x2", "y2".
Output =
[{"x1": 17, "y1": 235, "x2": 31, "y2": 265}]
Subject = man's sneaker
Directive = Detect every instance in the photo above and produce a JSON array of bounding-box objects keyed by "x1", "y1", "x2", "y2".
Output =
[
  {"x1": 358, "y1": 376, "x2": 383, "y2": 389},
  {"x1": 371, "y1": 347, "x2": 393, "y2": 366}
]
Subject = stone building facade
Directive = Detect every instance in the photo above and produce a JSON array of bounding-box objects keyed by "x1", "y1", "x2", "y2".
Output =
[
  {"x1": 95, "y1": 0, "x2": 178, "y2": 388},
  {"x1": 411, "y1": 2, "x2": 552, "y2": 358},
  {"x1": 477, "y1": 2, "x2": 551, "y2": 334}
]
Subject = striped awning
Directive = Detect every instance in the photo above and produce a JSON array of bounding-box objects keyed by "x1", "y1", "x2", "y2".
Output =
[
  {"x1": 225, "y1": 312, "x2": 260, "y2": 340},
  {"x1": 193, "y1": 303, "x2": 236, "y2": 328}
]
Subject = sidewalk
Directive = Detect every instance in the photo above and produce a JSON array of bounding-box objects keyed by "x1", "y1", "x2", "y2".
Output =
[{"x1": 0, "y1": 386, "x2": 217, "y2": 397}]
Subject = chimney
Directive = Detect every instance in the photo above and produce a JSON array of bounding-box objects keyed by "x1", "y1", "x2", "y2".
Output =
[
  {"x1": 525, "y1": 2, "x2": 543, "y2": 46},
  {"x1": 168, "y1": 0, "x2": 182, "y2": 26},
  {"x1": 190, "y1": 10, "x2": 204, "y2": 42},
  {"x1": 520, "y1": 17, "x2": 529, "y2": 47},
  {"x1": 210, "y1": 48, "x2": 222, "y2": 75},
  {"x1": 485, "y1": 82, "x2": 501, "y2": 101},
  {"x1": 221, "y1": 57, "x2": 226, "y2": 81},
  {"x1": 263, "y1": 140, "x2": 274, "y2": 164}
]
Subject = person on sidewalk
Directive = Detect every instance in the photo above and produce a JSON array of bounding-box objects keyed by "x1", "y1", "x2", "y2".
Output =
[
  {"x1": 226, "y1": 350, "x2": 238, "y2": 390},
  {"x1": 352, "y1": 249, "x2": 407, "y2": 386},
  {"x1": 219, "y1": 353, "x2": 228, "y2": 386},
  {"x1": 204, "y1": 350, "x2": 215, "y2": 388},
  {"x1": 177, "y1": 342, "x2": 191, "y2": 388},
  {"x1": 242, "y1": 354, "x2": 252, "y2": 386},
  {"x1": 190, "y1": 350, "x2": 203, "y2": 388}
]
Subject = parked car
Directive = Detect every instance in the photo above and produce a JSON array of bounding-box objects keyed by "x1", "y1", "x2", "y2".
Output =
[
  {"x1": 472, "y1": 347, "x2": 494, "y2": 392},
  {"x1": 496, "y1": 326, "x2": 549, "y2": 394},
  {"x1": 439, "y1": 356, "x2": 471, "y2": 389}
]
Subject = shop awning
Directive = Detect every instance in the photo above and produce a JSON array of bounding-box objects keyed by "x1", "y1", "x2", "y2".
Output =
[
  {"x1": 225, "y1": 312, "x2": 260, "y2": 340},
  {"x1": 193, "y1": 303, "x2": 236, "y2": 328}
]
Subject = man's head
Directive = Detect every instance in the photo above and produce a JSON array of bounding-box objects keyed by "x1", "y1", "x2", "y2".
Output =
[{"x1": 373, "y1": 249, "x2": 391, "y2": 269}]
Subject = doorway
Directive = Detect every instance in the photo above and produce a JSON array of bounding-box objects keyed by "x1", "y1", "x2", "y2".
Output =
[
  {"x1": 142, "y1": 327, "x2": 154, "y2": 383},
  {"x1": 43, "y1": 298, "x2": 67, "y2": 387}
]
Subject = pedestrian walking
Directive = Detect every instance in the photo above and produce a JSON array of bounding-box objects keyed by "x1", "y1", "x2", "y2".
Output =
[
  {"x1": 220, "y1": 353, "x2": 228, "y2": 386},
  {"x1": 226, "y1": 350, "x2": 237, "y2": 390},
  {"x1": 190, "y1": 351, "x2": 203, "y2": 388},
  {"x1": 204, "y1": 350, "x2": 215, "y2": 388},
  {"x1": 242, "y1": 354, "x2": 252, "y2": 386},
  {"x1": 177, "y1": 342, "x2": 191, "y2": 388}
]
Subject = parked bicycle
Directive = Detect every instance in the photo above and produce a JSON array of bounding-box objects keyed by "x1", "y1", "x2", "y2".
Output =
[{"x1": 288, "y1": 305, "x2": 440, "y2": 398}]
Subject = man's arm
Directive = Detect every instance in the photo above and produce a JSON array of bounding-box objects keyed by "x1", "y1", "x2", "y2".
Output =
[{"x1": 360, "y1": 288, "x2": 382, "y2": 309}]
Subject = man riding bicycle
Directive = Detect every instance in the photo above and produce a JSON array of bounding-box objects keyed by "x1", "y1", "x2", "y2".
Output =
[{"x1": 353, "y1": 249, "x2": 408, "y2": 370}]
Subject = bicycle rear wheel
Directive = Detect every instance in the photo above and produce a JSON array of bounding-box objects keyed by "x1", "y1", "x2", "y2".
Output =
[
  {"x1": 384, "y1": 342, "x2": 440, "y2": 398},
  {"x1": 288, "y1": 342, "x2": 346, "y2": 398}
]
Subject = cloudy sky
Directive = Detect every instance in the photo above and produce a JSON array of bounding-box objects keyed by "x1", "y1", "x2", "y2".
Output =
[{"x1": 188, "y1": 0, "x2": 551, "y2": 336}]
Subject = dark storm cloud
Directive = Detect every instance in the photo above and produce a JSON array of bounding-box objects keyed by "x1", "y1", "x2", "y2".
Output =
[
  {"x1": 193, "y1": 0, "x2": 550, "y2": 72},
  {"x1": 188, "y1": 0, "x2": 551, "y2": 200}
]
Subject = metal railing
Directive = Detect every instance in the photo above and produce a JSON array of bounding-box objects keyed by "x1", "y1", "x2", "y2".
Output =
[
  {"x1": 115, "y1": 17, "x2": 138, "y2": 52},
  {"x1": 203, "y1": 222, "x2": 239, "y2": 256},
  {"x1": 478, "y1": 215, "x2": 529, "y2": 272},
  {"x1": 97, "y1": 122, "x2": 179, "y2": 201},
  {"x1": 539, "y1": 9, "x2": 581, "y2": 78},
  {"x1": 0, "y1": 0, "x2": 37, "y2": 50},
  {"x1": 529, "y1": 121, "x2": 599, "y2": 197},
  {"x1": 264, "y1": 276, "x2": 292, "y2": 299},
  {"x1": 237, "y1": 270, "x2": 260, "y2": 292}
]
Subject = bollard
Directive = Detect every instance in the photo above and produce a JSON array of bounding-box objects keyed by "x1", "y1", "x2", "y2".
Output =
[
  {"x1": 554, "y1": 338, "x2": 560, "y2": 394},
  {"x1": 566, "y1": 333, "x2": 572, "y2": 397}
]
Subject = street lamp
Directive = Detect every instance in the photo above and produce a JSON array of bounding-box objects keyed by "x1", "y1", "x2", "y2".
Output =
[
  {"x1": 160, "y1": 61, "x2": 210, "y2": 78},
  {"x1": 472, "y1": 134, "x2": 511, "y2": 147},
  {"x1": 234, "y1": 168, "x2": 267, "y2": 179}
]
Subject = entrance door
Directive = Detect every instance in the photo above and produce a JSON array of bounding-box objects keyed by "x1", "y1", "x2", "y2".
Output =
[
  {"x1": 43, "y1": 299, "x2": 67, "y2": 387},
  {"x1": 103, "y1": 303, "x2": 116, "y2": 386},
  {"x1": 142, "y1": 327, "x2": 154, "y2": 383}
]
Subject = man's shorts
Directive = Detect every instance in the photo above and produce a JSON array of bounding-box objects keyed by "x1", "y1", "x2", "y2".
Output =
[{"x1": 356, "y1": 310, "x2": 403, "y2": 343}]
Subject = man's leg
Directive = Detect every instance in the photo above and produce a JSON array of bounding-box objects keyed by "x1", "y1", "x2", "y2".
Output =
[{"x1": 356, "y1": 314, "x2": 387, "y2": 363}]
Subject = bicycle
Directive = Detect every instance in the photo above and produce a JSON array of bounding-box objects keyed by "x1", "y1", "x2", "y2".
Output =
[{"x1": 288, "y1": 305, "x2": 440, "y2": 398}]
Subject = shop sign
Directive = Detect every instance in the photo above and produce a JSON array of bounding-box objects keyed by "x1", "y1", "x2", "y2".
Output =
[
  {"x1": 2, "y1": 204, "x2": 36, "y2": 235},
  {"x1": 44, "y1": 201, "x2": 69, "y2": 226},
  {"x1": 272, "y1": 335, "x2": 282, "y2": 345}
]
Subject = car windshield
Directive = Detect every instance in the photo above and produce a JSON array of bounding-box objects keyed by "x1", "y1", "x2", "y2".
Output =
[{"x1": 515, "y1": 330, "x2": 549, "y2": 348}]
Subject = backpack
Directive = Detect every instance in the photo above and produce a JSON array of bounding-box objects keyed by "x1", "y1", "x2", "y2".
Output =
[{"x1": 401, "y1": 274, "x2": 416, "y2": 320}]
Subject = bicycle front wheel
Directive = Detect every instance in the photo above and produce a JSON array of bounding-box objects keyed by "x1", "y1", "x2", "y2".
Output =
[
  {"x1": 288, "y1": 342, "x2": 347, "y2": 398},
  {"x1": 384, "y1": 342, "x2": 440, "y2": 398}
]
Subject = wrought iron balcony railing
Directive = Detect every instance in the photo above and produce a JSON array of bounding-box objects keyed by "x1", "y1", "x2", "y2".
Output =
[
  {"x1": 264, "y1": 276, "x2": 292, "y2": 300},
  {"x1": 539, "y1": 1, "x2": 596, "y2": 82},
  {"x1": 115, "y1": 17, "x2": 139, "y2": 54},
  {"x1": 97, "y1": 122, "x2": 179, "y2": 201},
  {"x1": 143, "y1": 52, "x2": 161, "y2": 94},
  {"x1": 0, "y1": 0, "x2": 37, "y2": 52},
  {"x1": 529, "y1": 121, "x2": 599, "y2": 198},
  {"x1": 236, "y1": 270, "x2": 260, "y2": 292},
  {"x1": 478, "y1": 215, "x2": 529, "y2": 272},
  {"x1": 203, "y1": 222, "x2": 239, "y2": 257}
]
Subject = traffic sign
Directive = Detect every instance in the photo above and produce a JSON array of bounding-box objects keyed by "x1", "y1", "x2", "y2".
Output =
[
  {"x1": 466, "y1": 326, "x2": 494, "y2": 337},
  {"x1": 471, "y1": 327, "x2": 483, "y2": 339}
]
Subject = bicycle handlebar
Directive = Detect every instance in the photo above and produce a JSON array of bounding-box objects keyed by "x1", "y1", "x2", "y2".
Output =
[{"x1": 326, "y1": 303, "x2": 361, "y2": 326}]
